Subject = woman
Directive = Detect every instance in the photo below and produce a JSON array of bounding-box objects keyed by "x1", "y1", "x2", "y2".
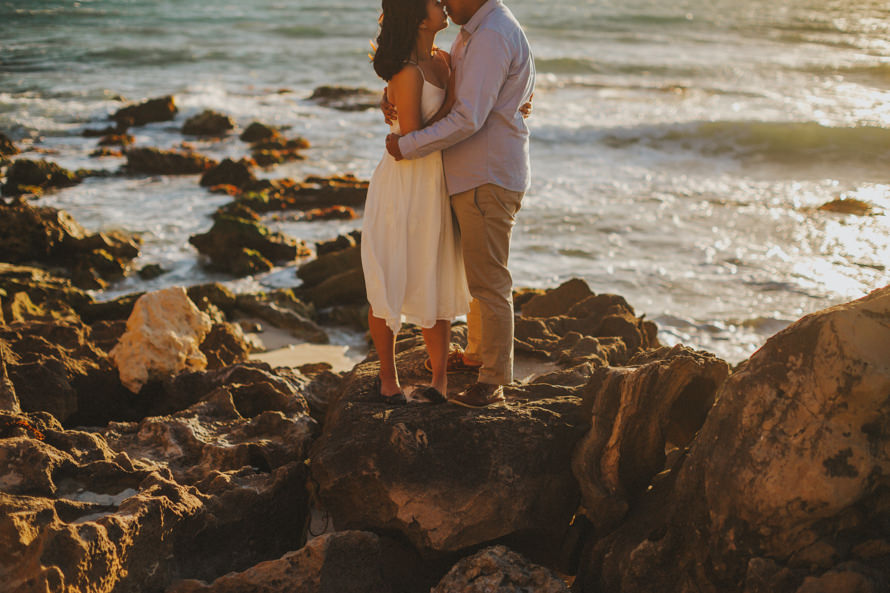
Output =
[{"x1": 361, "y1": 0, "x2": 470, "y2": 404}]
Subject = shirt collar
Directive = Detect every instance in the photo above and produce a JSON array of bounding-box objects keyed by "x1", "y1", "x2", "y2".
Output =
[{"x1": 461, "y1": 0, "x2": 499, "y2": 36}]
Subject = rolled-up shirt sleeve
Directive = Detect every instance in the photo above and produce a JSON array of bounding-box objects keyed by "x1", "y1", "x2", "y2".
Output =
[{"x1": 398, "y1": 28, "x2": 511, "y2": 160}]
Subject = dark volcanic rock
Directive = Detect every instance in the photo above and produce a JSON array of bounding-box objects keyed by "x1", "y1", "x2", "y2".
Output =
[
  {"x1": 432, "y1": 546, "x2": 569, "y2": 593},
  {"x1": 126, "y1": 147, "x2": 217, "y2": 175},
  {"x1": 315, "y1": 230, "x2": 360, "y2": 257},
  {"x1": 189, "y1": 216, "x2": 310, "y2": 277},
  {"x1": 182, "y1": 110, "x2": 235, "y2": 136},
  {"x1": 1, "y1": 158, "x2": 82, "y2": 196},
  {"x1": 576, "y1": 285, "x2": 890, "y2": 593},
  {"x1": 308, "y1": 86, "x2": 380, "y2": 111},
  {"x1": 112, "y1": 95, "x2": 178, "y2": 128},
  {"x1": 235, "y1": 291, "x2": 328, "y2": 344},
  {"x1": 98, "y1": 133, "x2": 134, "y2": 147},
  {"x1": 310, "y1": 349, "x2": 587, "y2": 563},
  {"x1": 199, "y1": 158, "x2": 257, "y2": 189}
]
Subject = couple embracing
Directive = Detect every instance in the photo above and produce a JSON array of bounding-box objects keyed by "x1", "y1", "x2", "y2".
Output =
[{"x1": 361, "y1": 0, "x2": 535, "y2": 407}]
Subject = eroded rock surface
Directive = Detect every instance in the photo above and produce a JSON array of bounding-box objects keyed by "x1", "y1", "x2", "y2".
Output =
[
  {"x1": 578, "y1": 285, "x2": 890, "y2": 593},
  {"x1": 432, "y1": 545, "x2": 569, "y2": 593}
]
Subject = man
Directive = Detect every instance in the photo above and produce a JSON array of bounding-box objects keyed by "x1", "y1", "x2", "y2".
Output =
[{"x1": 385, "y1": 0, "x2": 535, "y2": 408}]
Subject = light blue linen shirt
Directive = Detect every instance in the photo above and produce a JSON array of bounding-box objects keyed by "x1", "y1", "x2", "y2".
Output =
[{"x1": 397, "y1": 0, "x2": 535, "y2": 195}]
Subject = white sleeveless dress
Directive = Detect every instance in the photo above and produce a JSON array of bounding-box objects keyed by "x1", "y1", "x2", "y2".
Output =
[{"x1": 361, "y1": 70, "x2": 471, "y2": 333}]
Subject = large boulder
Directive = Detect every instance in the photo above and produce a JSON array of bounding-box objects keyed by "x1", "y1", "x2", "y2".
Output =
[
  {"x1": 110, "y1": 287, "x2": 213, "y2": 393},
  {"x1": 168, "y1": 531, "x2": 394, "y2": 593},
  {"x1": 571, "y1": 345, "x2": 729, "y2": 532},
  {"x1": 432, "y1": 545, "x2": 569, "y2": 593},
  {"x1": 125, "y1": 147, "x2": 217, "y2": 175},
  {"x1": 310, "y1": 347, "x2": 588, "y2": 564},
  {"x1": 189, "y1": 216, "x2": 310, "y2": 277},
  {"x1": 1, "y1": 158, "x2": 82, "y2": 196},
  {"x1": 112, "y1": 95, "x2": 178, "y2": 128},
  {"x1": 577, "y1": 285, "x2": 890, "y2": 593}
]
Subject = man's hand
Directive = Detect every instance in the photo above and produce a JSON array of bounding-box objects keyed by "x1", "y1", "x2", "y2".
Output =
[
  {"x1": 380, "y1": 87, "x2": 398, "y2": 125},
  {"x1": 385, "y1": 133, "x2": 403, "y2": 160},
  {"x1": 520, "y1": 92, "x2": 534, "y2": 119}
]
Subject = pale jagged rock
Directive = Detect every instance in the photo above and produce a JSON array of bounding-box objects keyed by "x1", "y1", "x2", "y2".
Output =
[
  {"x1": 110, "y1": 287, "x2": 213, "y2": 393},
  {"x1": 432, "y1": 545, "x2": 569, "y2": 593},
  {"x1": 578, "y1": 285, "x2": 890, "y2": 593}
]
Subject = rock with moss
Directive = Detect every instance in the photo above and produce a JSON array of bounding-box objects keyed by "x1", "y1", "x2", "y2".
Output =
[
  {"x1": 0, "y1": 132, "x2": 19, "y2": 156},
  {"x1": 112, "y1": 95, "x2": 177, "y2": 128},
  {"x1": 200, "y1": 158, "x2": 257, "y2": 189},
  {"x1": 126, "y1": 147, "x2": 217, "y2": 175},
  {"x1": 239, "y1": 121, "x2": 280, "y2": 143},
  {"x1": 0, "y1": 263, "x2": 93, "y2": 322},
  {"x1": 1, "y1": 158, "x2": 82, "y2": 196},
  {"x1": 182, "y1": 109, "x2": 235, "y2": 136},
  {"x1": 189, "y1": 216, "x2": 309, "y2": 277},
  {"x1": 308, "y1": 86, "x2": 380, "y2": 111}
]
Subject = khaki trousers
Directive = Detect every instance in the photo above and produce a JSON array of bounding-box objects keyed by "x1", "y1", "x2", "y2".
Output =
[{"x1": 450, "y1": 183, "x2": 524, "y2": 385}]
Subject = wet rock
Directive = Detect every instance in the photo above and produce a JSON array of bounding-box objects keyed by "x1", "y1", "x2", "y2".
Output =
[
  {"x1": 571, "y1": 345, "x2": 729, "y2": 531},
  {"x1": 316, "y1": 230, "x2": 360, "y2": 257},
  {"x1": 90, "y1": 147, "x2": 124, "y2": 158},
  {"x1": 0, "y1": 263, "x2": 93, "y2": 322},
  {"x1": 308, "y1": 86, "x2": 380, "y2": 111},
  {"x1": 110, "y1": 287, "x2": 213, "y2": 393},
  {"x1": 82, "y1": 123, "x2": 127, "y2": 137},
  {"x1": 189, "y1": 216, "x2": 310, "y2": 277},
  {"x1": 295, "y1": 245, "x2": 366, "y2": 309},
  {"x1": 310, "y1": 348, "x2": 587, "y2": 562},
  {"x1": 578, "y1": 285, "x2": 890, "y2": 593},
  {"x1": 168, "y1": 531, "x2": 394, "y2": 593},
  {"x1": 182, "y1": 110, "x2": 235, "y2": 136},
  {"x1": 235, "y1": 291, "x2": 328, "y2": 344},
  {"x1": 0, "y1": 132, "x2": 19, "y2": 156},
  {"x1": 239, "y1": 122, "x2": 280, "y2": 144},
  {"x1": 1, "y1": 158, "x2": 82, "y2": 196},
  {"x1": 433, "y1": 545, "x2": 569, "y2": 593},
  {"x1": 186, "y1": 283, "x2": 238, "y2": 319},
  {"x1": 0, "y1": 318, "x2": 134, "y2": 425},
  {"x1": 98, "y1": 133, "x2": 134, "y2": 147},
  {"x1": 200, "y1": 323, "x2": 251, "y2": 370},
  {"x1": 301, "y1": 205, "x2": 357, "y2": 221},
  {"x1": 200, "y1": 158, "x2": 257, "y2": 191},
  {"x1": 250, "y1": 136, "x2": 310, "y2": 167},
  {"x1": 112, "y1": 95, "x2": 178, "y2": 128},
  {"x1": 138, "y1": 263, "x2": 166, "y2": 280},
  {"x1": 818, "y1": 198, "x2": 872, "y2": 216},
  {"x1": 126, "y1": 147, "x2": 218, "y2": 175},
  {"x1": 297, "y1": 244, "x2": 360, "y2": 288}
]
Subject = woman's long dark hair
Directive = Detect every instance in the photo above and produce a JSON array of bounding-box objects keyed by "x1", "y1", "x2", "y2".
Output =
[{"x1": 373, "y1": 0, "x2": 427, "y2": 81}]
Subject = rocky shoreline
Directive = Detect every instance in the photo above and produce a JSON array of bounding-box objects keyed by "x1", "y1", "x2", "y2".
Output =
[{"x1": 1, "y1": 96, "x2": 889, "y2": 593}]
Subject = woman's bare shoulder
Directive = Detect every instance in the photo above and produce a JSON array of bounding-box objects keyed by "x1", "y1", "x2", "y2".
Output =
[{"x1": 390, "y1": 63, "x2": 424, "y2": 87}]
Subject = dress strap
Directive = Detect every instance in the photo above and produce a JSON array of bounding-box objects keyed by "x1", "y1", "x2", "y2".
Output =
[{"x1": 405, "y1": 59, "x2": 428, "y2": 83}]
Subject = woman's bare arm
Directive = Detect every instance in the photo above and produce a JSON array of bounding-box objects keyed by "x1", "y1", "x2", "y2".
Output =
[{"x1": 388, "y1": 65, "x2": 425, "y2": 135}]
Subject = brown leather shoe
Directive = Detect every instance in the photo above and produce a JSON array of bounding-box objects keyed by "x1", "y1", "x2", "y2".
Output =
[
  {"x1": 424, "y1": 348, "x2": 482, "y2": 374},
  {"x1": 449, "y1": 382, "x2": 505, "y2": 408}
]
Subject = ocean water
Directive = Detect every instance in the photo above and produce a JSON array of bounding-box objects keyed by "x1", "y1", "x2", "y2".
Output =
[{"x1": 1, "y1": 0, "x2": 889, "y2": 363}]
